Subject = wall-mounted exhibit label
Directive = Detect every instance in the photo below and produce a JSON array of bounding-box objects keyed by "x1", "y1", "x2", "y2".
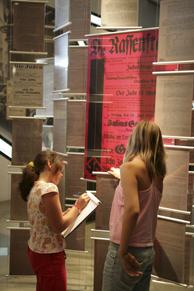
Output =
[
  {"x1": 155, "y1": 75, "x2": 193, "y2": 137},
  {"x1": 12, "y1": 64, "x2": 43, "y2": 107},
  {"x1": 158, "y1": 0, "x2": 194, "y2": 62},
  {"x1": 101, "y1": 0, "x2": 138, "y2": 27},
  {"x1": 84, "y1": 29, "x2": 175, "y2": 179}
]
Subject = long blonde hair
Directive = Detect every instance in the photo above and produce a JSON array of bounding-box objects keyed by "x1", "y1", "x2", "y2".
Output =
[{"x1": 123, "y1": 120, "x2": 166, "y2": 180}]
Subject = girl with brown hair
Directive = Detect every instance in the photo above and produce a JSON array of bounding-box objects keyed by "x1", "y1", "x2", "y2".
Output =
[{"x1": 19, "y1": 150, "x2": 90, "y2": 291}]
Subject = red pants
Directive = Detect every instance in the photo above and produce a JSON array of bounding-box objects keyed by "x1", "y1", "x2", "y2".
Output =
[{"x1": 28, "y1": 246, "x2": 67, "y2": 291}]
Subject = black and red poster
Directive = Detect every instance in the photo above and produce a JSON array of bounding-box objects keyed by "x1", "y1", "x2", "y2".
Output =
[{"x1": 84, "y1": 29, "x2": 174, "y2": 179}]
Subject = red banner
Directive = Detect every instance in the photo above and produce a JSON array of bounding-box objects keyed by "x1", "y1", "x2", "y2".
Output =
[{"x1": 84, "y1": 29, "x2": 175, "y2": 179}]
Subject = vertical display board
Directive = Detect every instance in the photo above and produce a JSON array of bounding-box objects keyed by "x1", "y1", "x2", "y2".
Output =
[
  {"x1": 161, "y1": 149, "x2": 190, "y2": 211},
  {"x1": 12, "y1": 63, "x2": 43, "y2": 107},
  {"x1": 64, "y1": 154, "x2": 87, "y2": 251},
  {"x1": 84, "y1": 29, "x2": 176, "y2": 179},
  {"x1": 68, "y1": 46, "x2": 88, "y2": 93},
  {"x1": 67, "y1": 101, "x2": 86, "y2": 147},
  {"x1": 36, "y1": 58, "x2": 54, "y2": 117},
  {"x1": 153, "y1": 220, "x2": 188, "y2": 284},
  {"x1": 54, "y1": 33, "x2": 69, "y2": 92},
  {"x1": 10, "y1": 229, "x2": 34, "y2": 275},
  {"x1": 95, "y1": 175, "x2": 118, "y2": 230},
  {"x1": 94, "y1": 174, "x2": 117, "y2": 291},
  {"x1": 65, "y1": 154, "x2": 86, "y2": 198},
  {"x1": 7, "y1": 80, "x2": 26, "y2": 118},
  {"x1": 55, "y1": 0, "x2": 69, "y2": 30},
  {"x1": 11, "y1": 174, "x2": 28, "y2": 220},
  {"x1": 155, "y1": 75, "x2": 193, "y2": 137},
  {"x1": 94, "y1": 240, "x2": 109, "y2": 291},
  {"x1": 158, "y1": 0, "x2": 194, "y2": 62},
  {"x1": 101, "y1": 0, "x2": 139, "y2": 27},
  {"x1": 53, "y1": 99, "x2": 68, "y2": 153},
  {"x1": 12, "y1": 119, "x2": 43, "y2": 165},
  {"x1": 65, "y1": 220, "x2": 85, "y2": 251},
  {"x1": 69, "y1": 0, "x2": 90, "y2": 40},
  {"x1": 13, "y1": 2, "x2": 45, "y2": 52}
]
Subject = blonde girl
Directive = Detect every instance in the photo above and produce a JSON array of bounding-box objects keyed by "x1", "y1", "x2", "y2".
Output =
[{"x1": 102, "y1": 120, "x2": 166, "y2": 291}]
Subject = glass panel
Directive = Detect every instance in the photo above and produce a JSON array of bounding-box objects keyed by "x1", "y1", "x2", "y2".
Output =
[
  {"x1": 67, "y1": 100, "x2": 86, "y2": 147},
  {"x1": 54, "y1": 33, "x2": 69, "y2": 91},
  {"x1": 36, "y1": 58, "x2": 54, "y2": 117},
  {"x1": 55, "y1": 0, "x2": 70, "y2": 30},
  {"x1": 161, "y1": 149, "x2": 189, "y2": 211},
  {"x1": 65, "y1": 154, "x2": 87, "y2": 198},
  {"x1": 53, "y1": 99, "x2": 68, "y2": 153},
  {"x1": 68, "y1": 46, "x2": 88, "y2": 93}
]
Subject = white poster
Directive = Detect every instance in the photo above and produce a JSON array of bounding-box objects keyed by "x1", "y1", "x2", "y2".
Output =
[
  {"x1": 158, "y1": 0, "x2": 194, "y2": 62},
  {"x1": 155, "y1": 74, "x2": 193, "y2": 136},
  {"x1": 101, "y1": 0, "x2": 138, "y2": 27},
  {"x1": 12, "y1": 63, "x2": 43, "y2": 106}
]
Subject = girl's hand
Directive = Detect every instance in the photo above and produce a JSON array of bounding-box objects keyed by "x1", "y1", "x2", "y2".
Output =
[
  {"x1": 76, "y1": 193, "x2": 90, "y2": 211},
  {"x1": 119, "y1": 252, "x2": 143, "y2": 277},
  {"x1": 108, "y1": 167, "x2": 121, "y2": 179}
]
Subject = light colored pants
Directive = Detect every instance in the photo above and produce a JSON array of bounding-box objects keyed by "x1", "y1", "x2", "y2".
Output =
[{"x1": 102, "y1": 242, "x2": 155, "y2": 291}]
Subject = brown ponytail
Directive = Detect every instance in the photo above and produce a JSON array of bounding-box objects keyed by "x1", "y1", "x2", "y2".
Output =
[
  {"x1": 18, "y1": 164, "x2": 37, "y2": 202},
  {"x1": 18, "y1": 150, "x2": 64, "y2": 202}
]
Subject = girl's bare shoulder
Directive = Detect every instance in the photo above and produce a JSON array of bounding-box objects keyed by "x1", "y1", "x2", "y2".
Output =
[{"x1": 121, "y1": 158, "x2": 146, "y2": 172}]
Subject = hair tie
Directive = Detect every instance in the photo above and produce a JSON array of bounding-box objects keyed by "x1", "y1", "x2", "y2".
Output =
[{"x1": 28, "y1": 161, "x2": 34, "y2": 168}]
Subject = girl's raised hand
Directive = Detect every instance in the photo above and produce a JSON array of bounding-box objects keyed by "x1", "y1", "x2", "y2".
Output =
[
  {"x1": 76, "y1": 193, "x2": 90, "y2": 211},
  {"x1": 108, "y1": 167, "x2": 121, "y2": 179}
]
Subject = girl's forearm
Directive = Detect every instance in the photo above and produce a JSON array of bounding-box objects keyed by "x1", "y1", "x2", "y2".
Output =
[{"x1": 119, "y1": 211, "x2": 139, "y2": 256}]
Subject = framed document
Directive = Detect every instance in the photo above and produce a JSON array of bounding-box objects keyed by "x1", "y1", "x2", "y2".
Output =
[
  {"x1": 12, "y1": 63, "x2": 43, "y2": 107},
  {"x1": 101, "y1": 0, "x2": 138, "y2": 27},
  {"x1": 158, "y1": 0, "x2": 194, "y2": 62}
]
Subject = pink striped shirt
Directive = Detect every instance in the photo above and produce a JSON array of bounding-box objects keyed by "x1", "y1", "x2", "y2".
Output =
[{"x1": 109, "y1": 180, "x2": 162, "y2": 247}]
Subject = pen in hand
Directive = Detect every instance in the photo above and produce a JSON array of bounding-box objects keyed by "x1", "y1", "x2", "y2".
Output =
[{"x1": 73, "y1": 194, "x2": 81, "y2": 198}]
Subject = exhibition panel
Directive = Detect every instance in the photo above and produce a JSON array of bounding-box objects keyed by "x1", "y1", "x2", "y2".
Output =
[
  {"x1": 12, "y1": 118, "x2": 43, "y2": 165},
  {"x1": 54, "y1": 32, "x2": 69, "y2": 92},
  {"x1": 67, "y1": 100, "x2": 86, "y2": 147},
  {"x1": 13, "y1": 2, "x2": 45, "y2": 52}
]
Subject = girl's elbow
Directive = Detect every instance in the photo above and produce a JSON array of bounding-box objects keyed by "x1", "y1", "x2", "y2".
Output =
[{"x1": 50, "y1": 223, "x2": 66, "y2": 234}]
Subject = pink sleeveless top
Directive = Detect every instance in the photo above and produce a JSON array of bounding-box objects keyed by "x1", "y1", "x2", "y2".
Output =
[{"x1": 109, "y1": 180, "x2": 162, "y2": 247}]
